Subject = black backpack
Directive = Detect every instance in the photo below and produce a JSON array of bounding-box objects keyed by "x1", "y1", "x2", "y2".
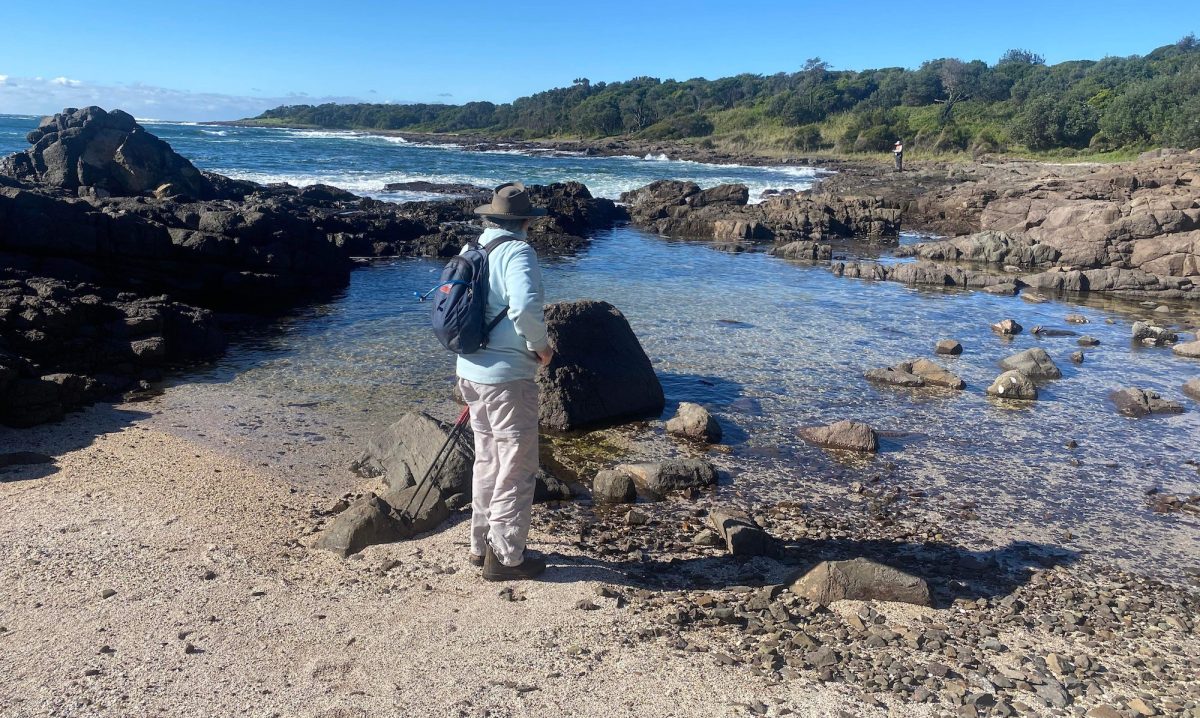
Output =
[{"x1": 425, "y1": 236, "x2": 522, "y2": 354}]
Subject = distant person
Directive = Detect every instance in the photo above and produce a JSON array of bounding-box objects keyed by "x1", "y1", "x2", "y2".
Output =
[
  {"x1": 457, "y1": 182, "x2": 554, "y2": 581},
  {"x1": 893, "y1": 140, "x2": 904, "y2": 172}
]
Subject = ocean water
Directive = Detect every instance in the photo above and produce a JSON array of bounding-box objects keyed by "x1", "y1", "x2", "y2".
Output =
[
  {"x1": 1, "y1": 113, "x2": 1198, "y2": 576},
  {"x1": 0, "y1": 115, "x2": 821, "y2": 201}
]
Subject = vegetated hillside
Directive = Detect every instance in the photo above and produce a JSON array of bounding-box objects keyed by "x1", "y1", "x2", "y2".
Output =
[{"x1": 246, "y1": 37, "x2": 1200, "y2": 156}]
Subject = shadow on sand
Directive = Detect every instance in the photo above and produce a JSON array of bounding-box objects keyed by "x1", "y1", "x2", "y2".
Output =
[{"x1": 0, "y1": 404, "x2": 154, "y2": 482}]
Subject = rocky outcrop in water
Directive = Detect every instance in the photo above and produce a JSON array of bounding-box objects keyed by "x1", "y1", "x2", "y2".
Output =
[
  {"x1": 619, "y1": 180, "x2": 900, "y2": 250},
  {"x1": 537, "y1": 300, "x2": 665, "y2": 431},
  {"x1": 0, "y1": 107, "x2": 626, "y2": 427},
  {"x1": 1, "y1": 107, "x2": 214, "y2": 199}
]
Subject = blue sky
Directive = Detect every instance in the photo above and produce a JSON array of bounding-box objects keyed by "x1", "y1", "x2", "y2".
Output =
[{"x1": 0, "y1": 0, "x2": 1195, "y2": 120}]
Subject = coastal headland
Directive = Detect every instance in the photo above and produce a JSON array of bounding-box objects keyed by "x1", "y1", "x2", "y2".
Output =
[{"x1": 1, "y1": 108, "x2": 1198, "y2": 717}]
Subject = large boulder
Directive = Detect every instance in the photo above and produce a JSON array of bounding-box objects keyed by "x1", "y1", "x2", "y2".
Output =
[
  {"x1": 798, "y1": 420, "x2": 879, "y2": 453},
  {"x1": 350, "y1": 412, "x2": 473, "y2": 495},
  {"x1": 999, "y1": 348, "x2": 1062, "y2": 379},
  {"x1": 2, "y1": 107, "x2": 213, "y2": 198},
  {"x1": 537, "y1": 300, "x2": 665, "y2": 431},
  {"x1": 789, "y1": 558, "x2": 933, "y2": 607},
  {"x1": 1110, "y1": 388, "x2": 1185, "y2": 417},
  {"x1": 1183, "y1": 378, "x2": 1200, "y2": 402}
]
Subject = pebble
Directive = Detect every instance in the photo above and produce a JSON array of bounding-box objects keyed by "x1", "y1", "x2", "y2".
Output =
[
  {"x1": 575, "y1": 599, "x2": 599, "y2": 611},
  {"x1": 99, "y1": 589, "x2": 116, "y2": 599}
]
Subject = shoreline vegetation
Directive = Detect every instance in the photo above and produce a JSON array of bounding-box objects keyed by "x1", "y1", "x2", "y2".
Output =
[{"x1": 224, "y1": 37, "x2": 1200, "y2": 165}]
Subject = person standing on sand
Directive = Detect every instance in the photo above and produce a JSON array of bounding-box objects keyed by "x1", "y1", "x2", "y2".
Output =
[
  {"x1": 458, "y1": 182, "x2": 554, "y2": 581},
  {"x1": 893, "y1": 140, "x2": 904, "y2": 172}
]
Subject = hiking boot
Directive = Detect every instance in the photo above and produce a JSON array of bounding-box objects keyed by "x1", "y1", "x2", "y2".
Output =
[
  {"x1": 482, "y1": 546, "x2": 546, "y2": 581},
  {"x1": 469, "y1": 552, "x2": 484, "y2": 568}
]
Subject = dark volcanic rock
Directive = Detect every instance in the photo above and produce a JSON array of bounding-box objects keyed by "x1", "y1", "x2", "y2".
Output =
[
  {"x1": 382, "y1": 181, "x2": 490, "y2": 196},
  {"x1": 1, "y1": 107, "x2": 213, "y2": 199},
  {"x1": 1110, "y1": 388, "x2": 1185, "y2": 417},
  {"x1": 592, "y1": 469, "x2": 637, "y2": 503},
  {"x1": 537, "y1": 300, "x2": 664, "y2": 431}
]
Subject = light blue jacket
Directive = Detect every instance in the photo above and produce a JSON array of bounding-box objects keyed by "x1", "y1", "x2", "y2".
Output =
[{"x1": 455, "y1": 227, "x2": 548, "y2": 384}]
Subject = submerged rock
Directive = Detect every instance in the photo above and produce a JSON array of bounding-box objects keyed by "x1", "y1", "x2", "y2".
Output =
[
  {"x1": 537, "y1": 300, "x2": 665, "y2": 431},
  {"x1": 999, "y1": 348, "x2": 1062, "y2": 379},
  {"x1": 1132, "y1": 321, "x2": 1178, "y2": 346},
  {"x1": 798, "y1": 420, "x2": 879, "y2": 453},
  {"x1": 1111, "y1": 388, "x2": 1185, "y2": 417},
  {"x1": 1184, "y1": 378, "x2": 1200, "y2": 402},
  {"x1": 1172, "y1": 340, "x2": 1200, "y2": 358},
  {"x1": 864, "y1": 366, "x2": 925, "y2": 387},
  {"x1": 866, "y1": 359, "x2": 964, "y2": 389},
  {"x1": 935, "y1": 339, "x2": 963, "y2": 355},
  {"x1": 991, "y1": 319, "x2": 1023, "y2": 336},
  {"x1": 665, "y1": 402, "x2": 722, "y2": 443},
  {"x1": 987, "y1": 370, "x2": 1038, "y2": 400},
  {"x1": 789, "y1": 558, "x2": 933, "y2": 607}
]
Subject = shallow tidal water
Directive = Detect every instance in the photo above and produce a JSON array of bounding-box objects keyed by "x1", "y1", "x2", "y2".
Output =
[{"x1": 1, "y1": 114, "x2": 1197, "y2": 580}]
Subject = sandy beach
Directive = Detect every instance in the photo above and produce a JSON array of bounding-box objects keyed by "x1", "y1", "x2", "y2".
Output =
[
  {"x1": 1, "y1": 404, "x2": 896, "y2": 718},
  {"x1": 3, "y1": 394, "x2": 1197, "y2": 718}
]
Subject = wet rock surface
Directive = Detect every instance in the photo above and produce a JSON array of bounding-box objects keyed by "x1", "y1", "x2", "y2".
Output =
[
  {"x1": 619, "y1": 180, "x2": 901, "y2": 250},
  {"x1": 987, "y1": 370, "x2": 1038, "y2": 401},
  {"x1": 998, "y1": 348, "x2": 1062, "y2": 380},
  {"x1": 799, "y1": 420, "x2": 879, "y2": 453},
  {"x1": 1110, "y1": 388, "x2": 1186, "y2": 417}
]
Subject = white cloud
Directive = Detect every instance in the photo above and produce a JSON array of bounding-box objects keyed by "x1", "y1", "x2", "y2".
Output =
[{"x1": 0, "y1": 75, "x2": 369, "y2": 121}]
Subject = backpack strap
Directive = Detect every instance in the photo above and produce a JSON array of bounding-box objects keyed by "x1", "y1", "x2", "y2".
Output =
[{"x1": 478, "y1": 235, "x2": 528, "y2": 347}]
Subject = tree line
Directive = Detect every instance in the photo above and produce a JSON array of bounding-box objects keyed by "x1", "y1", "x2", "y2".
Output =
[{"x1": 249, "y1": 36, "x2": 1200, "y2": 154}]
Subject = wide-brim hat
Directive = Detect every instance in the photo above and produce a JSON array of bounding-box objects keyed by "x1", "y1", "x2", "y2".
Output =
[{"x1": 474, "y1": 181, "x2": 548, "y2": 219}]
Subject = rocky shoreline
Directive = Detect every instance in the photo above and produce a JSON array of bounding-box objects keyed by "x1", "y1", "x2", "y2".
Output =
[
  {"x1": 0, "y1": 108, "x2": 624, "y2": 427},
  {"x1": 2, "y1": 109, "x2": 1198, "y2": 716}
]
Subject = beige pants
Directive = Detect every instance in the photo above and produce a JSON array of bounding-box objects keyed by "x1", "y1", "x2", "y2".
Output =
[{"x1": 458, "y1": 378, "x2": 540, "y2": 567}]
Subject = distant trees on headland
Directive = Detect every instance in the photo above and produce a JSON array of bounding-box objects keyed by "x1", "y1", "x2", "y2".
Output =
[{"x1": 249, "y1": 36, "x2": 1200, "y2": 155}]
